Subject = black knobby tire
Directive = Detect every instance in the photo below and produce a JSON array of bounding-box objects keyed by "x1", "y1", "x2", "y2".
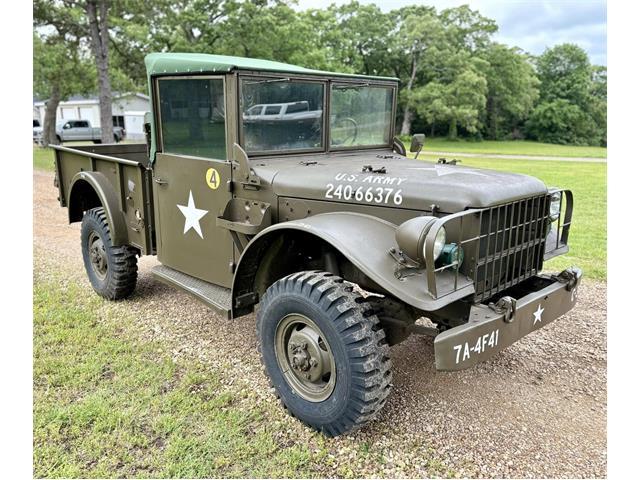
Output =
[
  {"x1": 81, "y1": 207, "x2": 138, "y2": 300},
  {"x1": 257, "y1": 271, "x2": 392, "y2": 436}
]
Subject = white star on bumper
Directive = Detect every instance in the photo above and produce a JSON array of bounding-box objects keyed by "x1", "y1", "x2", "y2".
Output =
[
  {"x1": 177, "y1": 190, "x2": 208, "y2": 239},
  {"x1": 533, "y1": 304, "x2": 544, "y2": 324}
]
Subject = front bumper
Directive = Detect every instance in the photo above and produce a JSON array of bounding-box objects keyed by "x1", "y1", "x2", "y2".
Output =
[{"x1": 434, "y1": 267, "x2": 582, "y2": 371}]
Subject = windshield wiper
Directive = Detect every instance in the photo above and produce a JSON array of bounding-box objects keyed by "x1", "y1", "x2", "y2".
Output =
[
  {"x1": 245, "y1": 77, "x2": 291, "y2": 85},
  {"x1": 333, "y1": 82, "x2": 371, "y2": 89}
]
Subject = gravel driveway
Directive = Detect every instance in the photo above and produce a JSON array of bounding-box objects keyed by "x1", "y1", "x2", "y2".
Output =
[{"x1": 33, "y1": 169, "x2": 607, "y2": 478}]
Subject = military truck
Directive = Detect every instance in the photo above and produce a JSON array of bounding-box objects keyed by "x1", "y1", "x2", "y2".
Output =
[{"x1": 52, "y1": 53, "x2": 581, "y2": 436}]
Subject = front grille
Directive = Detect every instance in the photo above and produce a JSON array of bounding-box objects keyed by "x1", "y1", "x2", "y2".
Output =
[{"x1": 473, "y1": 194, "x2": 549, "y2": 301}]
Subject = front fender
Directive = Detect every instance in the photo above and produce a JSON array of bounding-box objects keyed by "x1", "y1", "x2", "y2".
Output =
[
  {"x1": 68, "y1": 171, "x2": 129, "y2": 246},
  {"x1": 232, "y1": 212, "x2": 473, "y2": 317}
]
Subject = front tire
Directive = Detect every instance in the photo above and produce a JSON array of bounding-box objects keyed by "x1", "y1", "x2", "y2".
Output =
[
  {"x1": 257, "y1": 271, "x2": 392, "y2": 436},
  {"x1": 81, "y1": 207, "x2": 138, "y2": 300}
]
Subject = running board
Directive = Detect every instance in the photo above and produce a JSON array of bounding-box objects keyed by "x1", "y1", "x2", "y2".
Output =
[{"x1": 152, "y1": 265, "x2": 232, "y2": 319}]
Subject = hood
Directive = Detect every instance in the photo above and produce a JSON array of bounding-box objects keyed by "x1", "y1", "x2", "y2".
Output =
[{"x1": 260, "y1": 152, "x2": 547, "y2": 213}]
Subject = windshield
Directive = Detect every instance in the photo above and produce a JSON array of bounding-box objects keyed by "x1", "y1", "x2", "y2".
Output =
[
  {"x1": 330, "y1": 85, "x2": 393, "y2": 147},
  {"x1": 240, "y1": 78, "x2": 324, "y2": 153}
]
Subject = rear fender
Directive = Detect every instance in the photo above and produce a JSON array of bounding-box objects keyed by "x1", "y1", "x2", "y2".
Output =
[
  {"x1": 231, "y1": 212, "x2": 472, "y2": 318},
  {"x1": 67, "y1": 171, "x2": 129, "y2": 246}
]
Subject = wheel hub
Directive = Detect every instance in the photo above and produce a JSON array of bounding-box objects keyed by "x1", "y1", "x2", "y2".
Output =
[
  {"x1": 274, "y1": 314, "x2": 336, "y2": 402},
  {"x1": 88, "y1": 232, "x2": 107, "y2": 280}
]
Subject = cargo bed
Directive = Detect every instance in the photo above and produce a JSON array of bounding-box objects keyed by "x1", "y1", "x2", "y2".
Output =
[{"x1": 52, "y1": 143, "x2": 156, "y2": 255}]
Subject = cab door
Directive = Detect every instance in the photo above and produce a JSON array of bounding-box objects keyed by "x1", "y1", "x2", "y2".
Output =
[
  {"x1": 152, "y1": 76, "x2": 234, "y2": 288},
  {"x1": 75, "y1": 120, "x2": 91, "y2": 140}
]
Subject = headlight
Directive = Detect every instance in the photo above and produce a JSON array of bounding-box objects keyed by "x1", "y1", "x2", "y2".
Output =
[
  {"x1": 395, "y1": 216, "x2": 446, "y2": 264},
  {"x1": 549, "y1": 191, "x2": 562, "y2": 221},
  {"x1": 429, "y1": 226, "x2": 446, "y2": 261}
]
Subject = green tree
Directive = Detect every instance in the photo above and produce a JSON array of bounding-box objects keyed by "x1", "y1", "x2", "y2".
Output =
[
  {"x1": 481, "y1": 44, "x2": 539, "y2": 139},
  {"x1": 412, "y1": 61, "x2": 488, "y2": 139},
  {"x1": 536, "y1": 43, "x2": 592, "y2": 105},
  {"x1": 33, "y1": 34, "x2": 94, "y2": 146},
  {"x1": 525, "y1": 99, "x2": 597, "y2": 145},
  {"x1": 588, "y1": 65, "x2": 607, "y2": 145},
  {"x1": 387, "y1": 6, "x2": 445, "y2": 135},
  {"x1": 390, "y1": 4, "x2": 496, "y2": 136},
  {"x1": 34, "y1": 0, "x2": 147, "y2": 142},
  {"x1": 527, "y1": 44, "x2": 605, "y2": 145}
]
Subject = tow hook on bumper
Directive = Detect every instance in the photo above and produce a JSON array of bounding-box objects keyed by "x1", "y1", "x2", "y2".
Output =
[{"x1": 433, "y1": 267, "x2": 582, "y2": 371}]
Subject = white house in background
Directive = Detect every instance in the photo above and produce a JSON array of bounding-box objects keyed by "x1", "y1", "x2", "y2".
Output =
[
  {"x1": 123, "y1": 111, "x2": 147, "y2": 141},
  {"x1": 33, "y1": 92, "x2": 150, "y2": 129}
]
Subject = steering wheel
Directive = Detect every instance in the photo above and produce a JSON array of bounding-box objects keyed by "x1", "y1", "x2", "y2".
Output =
[{"x1": 331, "y1": 117, "x2": 358, "y2": 146}]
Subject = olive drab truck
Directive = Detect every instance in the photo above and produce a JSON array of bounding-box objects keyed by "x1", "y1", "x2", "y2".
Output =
[{"x1": 52, "y1": 53, "x2": 581, "y2": 437}]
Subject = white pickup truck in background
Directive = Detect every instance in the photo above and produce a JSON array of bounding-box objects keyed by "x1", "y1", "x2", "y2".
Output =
[{"x1": 55, "y1": 120, "x2": 126, "y2": 143}]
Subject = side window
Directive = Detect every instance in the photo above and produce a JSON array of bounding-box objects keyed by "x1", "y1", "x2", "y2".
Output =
[
  {"x1": 158, "y1": 77, "x2": 226, "y2": 159},
  {"x1": 285, "y1": 102, "x2": 309, "y2": 114},
  {"x1": 264, "y1": 105, "x2": 281, "y2": 115},
  {"x1": 78, "y1": 121, "x2": 89, "y2": 128}
]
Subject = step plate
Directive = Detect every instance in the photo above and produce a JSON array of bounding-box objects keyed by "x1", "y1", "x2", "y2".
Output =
[{"x1": 152, "y1": 265, "x2": 232, "y2": 319}]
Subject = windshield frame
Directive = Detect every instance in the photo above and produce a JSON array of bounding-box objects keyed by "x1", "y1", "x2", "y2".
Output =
[{"x1": 236, "y1": 72, "x2": 397, "y2": 157}]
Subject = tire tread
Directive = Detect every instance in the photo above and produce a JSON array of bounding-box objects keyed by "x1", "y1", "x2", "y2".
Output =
[{"x1": 257, "y1": 271, "x2": 392, "y2": 437}]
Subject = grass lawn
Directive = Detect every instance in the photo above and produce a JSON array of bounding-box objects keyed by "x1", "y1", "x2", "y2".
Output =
[
  {"x1": 34, "y1": 146, "x2": 55, "y2": 171},
  {"x1": 409, "y1": 137, "x2": 607, "y2": 158},
  {"x1": 33, "y1": 278, "x2": 320, "y2": 478},
  {"x1": 33, "y1": 272, "x2": 452, "y2": 478},
  {"x1": 421, "y1": 154, "x2": 607, "y2": 280}
]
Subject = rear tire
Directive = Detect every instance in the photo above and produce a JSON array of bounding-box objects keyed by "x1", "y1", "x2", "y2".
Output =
[
  {"x1": 81, "y1": 207, "x2": 138, "y2": 300},
  {"x1": 257, "y1": 271, "x2": 392, "y2": 436}
]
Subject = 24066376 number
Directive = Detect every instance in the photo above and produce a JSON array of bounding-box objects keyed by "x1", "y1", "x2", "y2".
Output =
[{"x1": 325, "y1": 183, "x2": 403, "y2": 205}]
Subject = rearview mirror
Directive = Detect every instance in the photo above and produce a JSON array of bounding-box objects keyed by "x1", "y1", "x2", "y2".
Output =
[
  {"x1": 409, "y1": 133, "x2": 425, "y2": 159},
  {"x1": 409, "y1": 134, "x2": 425, "y2": 153}
]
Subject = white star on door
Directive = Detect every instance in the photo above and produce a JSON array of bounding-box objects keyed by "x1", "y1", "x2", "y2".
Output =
[
  {"x1": 177, "y1": 190, "x2": 208, "y2": 239},
  {"x1": 533, "y1": 304, "x2": 544, "y2": 324}
]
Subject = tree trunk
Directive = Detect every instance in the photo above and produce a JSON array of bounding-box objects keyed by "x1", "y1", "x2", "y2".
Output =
[
  {"x1": 43, "y1": 84, "x2": 61, "y2": 147},
  {"x1": 400, "y1": 56, "x2": 418, "y2": 136},
  {"x1": 448, "y1": 119, "x2": 457, "y2": 139},
  {"x1": 487, "y1": 96, "x2": 498, "y2": 140},
  {"x1": 86, "y1": 0, "x2": 114, "y2": 144}
]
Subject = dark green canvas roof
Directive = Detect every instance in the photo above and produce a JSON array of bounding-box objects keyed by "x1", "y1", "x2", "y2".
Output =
[{"x1": 144, "y1": 53, "x2": 399, "y2": 82}]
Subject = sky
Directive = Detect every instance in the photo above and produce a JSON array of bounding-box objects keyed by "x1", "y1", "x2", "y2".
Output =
[{"x1": 293, "y1": 0, "x2": 607, "y2": 66}]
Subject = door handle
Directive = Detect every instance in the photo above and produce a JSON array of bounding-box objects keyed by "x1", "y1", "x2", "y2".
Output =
[{"x1": 154, "y1": 177, "x2": 168, "y2": 185}]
